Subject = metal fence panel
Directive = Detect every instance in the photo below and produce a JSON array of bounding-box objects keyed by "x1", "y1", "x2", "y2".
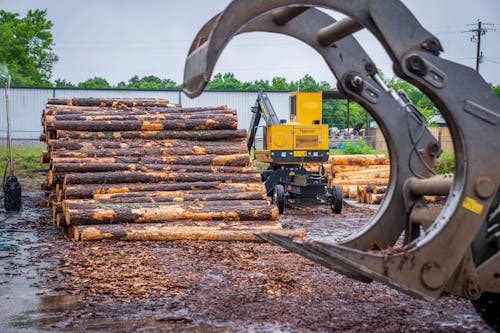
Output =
[{"x1": 1, "y1": 88, "x2": 290, "y2": 140}]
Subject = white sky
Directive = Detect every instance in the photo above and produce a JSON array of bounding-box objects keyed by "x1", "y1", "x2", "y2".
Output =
[{"x1": 1, "y1": 0, "x2": 500, "y2": 86}]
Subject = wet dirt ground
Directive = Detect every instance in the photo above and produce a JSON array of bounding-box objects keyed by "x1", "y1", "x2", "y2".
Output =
[{"x1": 0, "y1": 189, "x2": 494, "y2": 332}]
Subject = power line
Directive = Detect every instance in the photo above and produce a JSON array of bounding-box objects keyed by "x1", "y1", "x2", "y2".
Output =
[{"x1": 464, "y1": 20, "x2": 495, "y2": 72}]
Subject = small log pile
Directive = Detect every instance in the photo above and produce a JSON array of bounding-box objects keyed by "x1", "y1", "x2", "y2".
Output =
[
  {"x1": 324, "y1": 154, "x2": 390, "y2": 204},
  {"x1": 40, "y1": 97, "x2": 305, "y2": 242}
]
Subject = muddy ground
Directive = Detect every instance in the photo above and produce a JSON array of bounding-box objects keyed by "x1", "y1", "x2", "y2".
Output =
[{"x1": 0, "y1": 188, "x2": 494, "y2": 332}]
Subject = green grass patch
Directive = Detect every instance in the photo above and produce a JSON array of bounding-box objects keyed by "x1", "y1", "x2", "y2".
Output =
[
  {"x1": 434, "y1": 151, "x2": 455, "y2": 174},
  {"x1": 0, "y1": 145, "x2": 45, "y2": 177}
]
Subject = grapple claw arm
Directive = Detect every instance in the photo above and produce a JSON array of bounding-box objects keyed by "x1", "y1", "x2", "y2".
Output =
[{"x1": 184, "y1": 0, "x2": 500, "y2": 303}]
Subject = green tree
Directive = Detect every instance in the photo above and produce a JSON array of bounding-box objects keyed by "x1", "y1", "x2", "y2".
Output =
[
  {"x1": 0, "y1": 9, "x2": 58, "y2": 86},
  {"x1": 270, "y1": 77, "x2": 290, "y2": 90},
  {"x1": 54, "y1": 78, "x2": 75, "y2": 88},
  {"x1": 206, "y1": 72, "x2": 243, "y2": 90},
  {"x1": 489, "y1": 83, "x2": 500, "y2": 98},
  {"x1": 78, "y1": 77, "x2": 111, "y2": 89}
]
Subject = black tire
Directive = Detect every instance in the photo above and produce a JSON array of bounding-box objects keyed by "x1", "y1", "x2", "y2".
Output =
[
  {"x1": 273, "y1": 184, "x2": 285, "y2": 214},
  {"x1": 330, "y1": 185, "x2": 343, "y2": 214},
  {"x1": 471, "y1": 292, "x2": 500, "y2": 332}
]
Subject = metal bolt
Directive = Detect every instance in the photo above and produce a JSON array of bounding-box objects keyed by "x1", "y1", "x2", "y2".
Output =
[
  {"x1": 406, "y1": 55, "x2": 428, "y2": 76},
  {"x1": 365, "y1": 62, "x2": 377, "y2": 75},
  {"x1": 421, "y1": 38, "x2": 442, "y2": 55},
  {"x1": 351, "y1": 76, "x2": 363, "y2": 87},
  {"x1": 465, "y1": 278, "x2": 481, "y2": 300},
  {"x1": 475, "y1": 177, "x2": 495, "y2": 199},
  {"x1": 421, "y1": 262, "x2": 447, "y2": 290}
]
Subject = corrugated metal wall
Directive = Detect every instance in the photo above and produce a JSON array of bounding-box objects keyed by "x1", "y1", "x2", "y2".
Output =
[{"x1": 0, "y1": 88, "x2": 290, "y2": 139}]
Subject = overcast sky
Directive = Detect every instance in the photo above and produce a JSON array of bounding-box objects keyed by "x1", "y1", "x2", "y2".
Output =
[{"x1": 2, "y1": 0, "x2": 500, "y2": 86}]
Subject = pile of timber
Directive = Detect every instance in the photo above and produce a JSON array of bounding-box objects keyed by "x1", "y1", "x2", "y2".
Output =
[
  {"x1": 40, "y1": 97, "x2": 305, "y2": 242},
  {"x1": 324, "y1": 154, "x2": 390, "y2": 205}
]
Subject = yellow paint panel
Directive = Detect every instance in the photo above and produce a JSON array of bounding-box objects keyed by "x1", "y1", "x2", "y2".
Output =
[
  {"x1": 267, "y1": 125, "x2": 293, "y2": 150},
  {"x1": 462, "y1": 196, "x2": 484, "y2": 215},
  {"x1": 289, "y1": 91, "x2": 322, "y2": 124},
  {"x1": 293, "y1": 151, "x2": 307, "y2": 157}
]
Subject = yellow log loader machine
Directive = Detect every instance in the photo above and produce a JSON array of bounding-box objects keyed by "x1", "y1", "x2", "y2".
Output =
[
  {"x1": 182, "y1": 1, "x2": 500, "y2": 330},
  {"x1": 247, "y1": 90, "x2": 343, "y2": 214}
]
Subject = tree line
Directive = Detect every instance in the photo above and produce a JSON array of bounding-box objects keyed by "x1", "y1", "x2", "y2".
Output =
[{"x1": 2, "y1": 9, "x2": 500, "y2": 130}]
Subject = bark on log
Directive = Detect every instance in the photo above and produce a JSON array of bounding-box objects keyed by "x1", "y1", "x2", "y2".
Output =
[
  {"x1": 49, "y1": 139, "x2": 245, "y2": 151},
  {"x1": 45, "y1": 117, "x2": 238, "y2": 132},
  {"x1": 52, "y1": 163, "x2": 256, "y2": 174},
  {"x1": 342, "y1": 185, "x2": 358, "y2": 199},
  {"x1": 43, "y1": 105, "x2": 228, "y2": 116},
  {"x1": 56, "y1": 213, "x2": 65, "y2": 228},
  {"x1": 91, "y1": 190, "x2": 267, "y2": 203},
  {"x1": 63, "y1": 199, "x2": 271, "y2": 210},
  {"x1": 366, "y1": 193, "x2": 385, "y2": 204},
  {"x1": 44, "y1": 110, "x2": 235, "y2": 122},
  {"x1": 51, "y1": 154, "x2": 251, "y2": 167},
  {"x1": 51, "y1": 143, "x2": 248, "y2": 158},
  {"x1": 41, "y1": 151, "x2": 50, "y2": 164},
  {"x1": 69, "y1": 223, "x2": 306, "y2": 242},
  {"x1": 331, "y1": 164, "x2": 384, "y2": 173},
  {"x1": 331, "y1": 179, "x2": 389, "y2": 186},
  {"x1": 335, "y1": 168, "x2": 390, "y2": 181},
  {"x1": 63, "y1": 171, "x2": 262, "y2": 185},
  {"x1": 53, "y1": 129, "x2": 247, "y2": 141},
  {"x1": 63, "y1": 203, "x2": 279, "y2": 225},
  {"x1": 356, "y1": 186, "x2": 366, "y2": 203},
  {"x1": 365, "y1": 185, "x2": 387, "y2": 194},
  {"x1": 62, "y1": 181, "x2": 265, "y2": 199},
  {"x1": 44, "y1": 111, "x2": 235, "y2": 124},
  {"x1": 329, "y1": 154, "x2": 389, "y2": 165},
  {"x1": 47, "y1": 97, "x2": 175, "y2": 107}
]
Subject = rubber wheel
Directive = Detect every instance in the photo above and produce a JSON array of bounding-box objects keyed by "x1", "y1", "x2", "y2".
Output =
[
  {"x1": 330, "y1": 185, "x2": 343, "y2": 214},
  {"x1": 273, "y1": 184, "x2": 285, "y2": 214},
  {"x1": 471, "y1": 292, "x2": 500, "y2": 331}
]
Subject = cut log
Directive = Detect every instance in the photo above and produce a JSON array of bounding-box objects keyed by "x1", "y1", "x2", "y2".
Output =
[
  {"x1": 63, "y1": 199, "x2": 271, "y2": 210},
  {"x1": 331, "y1": 179, "x2": 389, "y2": 186},
  {"x1": 334, "y1": 167, "x2": 390, "y2": 180},
  {"x1": 69, "y1": 223, "x2": 306, "y2": 242},
  {"x1": 332, "y1": 164, "x2": 388, "y2": 173},
  {"x1": 366, "y1": 193, "x2": 385, "y2": 204},
  {"x1": 91, "y1": 190, "x2": 267, "y2": 203},
  {"x1": 52, "y1": 163, "x2": 256, "y2": 174},
  {"x1": 342, "y1": 185, "x2": 358, "y2": 199},
  {"x1": 44, "y1": 112, "x2": 235, "y2": 125},
  {"x1": 51, "y1": 143, "x2": 248, "y2": 158},
  {"x1": 51, "y1": 154, "x2": 251, "y2": 167},
  {"x1": 43, "y1": 105, "x2": 228, "y2": 116},
  {"x1": 63, "y1": 171, "x2": 262, "y2": 185},
  {"x1": 45, "y1": 117, "x2": 238, "y2": 132},
  {"x1": 44, "y1": 111, "x2": 235, "y2": 123},
  {"x1": 53, "y1": 129, "x2": 247, "y2": 141},
  {"x1": 49, "y1": 139, "x2": 245, "y2": 151},
  {"x1": 356, "y1": 186, "x2": 367, "y2": 203},
  {"x1": 329, "y1": 154, "x2": 389, "y2": 166},
  {"x1": 47, "y1": 97, "x2": 175, "y2": 108},
  {"x1": 62, "y1": 181, "x2": 266, "y2": 199},
  {"x1": 56, "y1": 213, "x2": 65, "y2": 228},
  {"x1": 63, "y1": 203, "x2": 279, "y2": 225},
  {"x1": 41, "y1": 151, "x2": 50, "y2": 164},
  {"x1": 365, "y1": 185, "x2": 387, "y2": 194}
]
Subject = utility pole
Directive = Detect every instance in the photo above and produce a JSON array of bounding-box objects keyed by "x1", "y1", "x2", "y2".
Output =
[{"x1": 466, "y1": 20, "x2": 495, "y2": 72}]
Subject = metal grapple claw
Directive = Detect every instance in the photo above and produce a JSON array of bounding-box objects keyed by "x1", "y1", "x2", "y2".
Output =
[{"x1": 184, "y1": 0, "x2": 500, "y2": 327}]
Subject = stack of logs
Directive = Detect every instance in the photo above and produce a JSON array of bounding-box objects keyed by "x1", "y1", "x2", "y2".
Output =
[
  {"x1": 40, "y1": 97, "x2": 305, "y2": 242},
  {"x1": 324, "y1": 154, "x2": 390, "y2": 205}
]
